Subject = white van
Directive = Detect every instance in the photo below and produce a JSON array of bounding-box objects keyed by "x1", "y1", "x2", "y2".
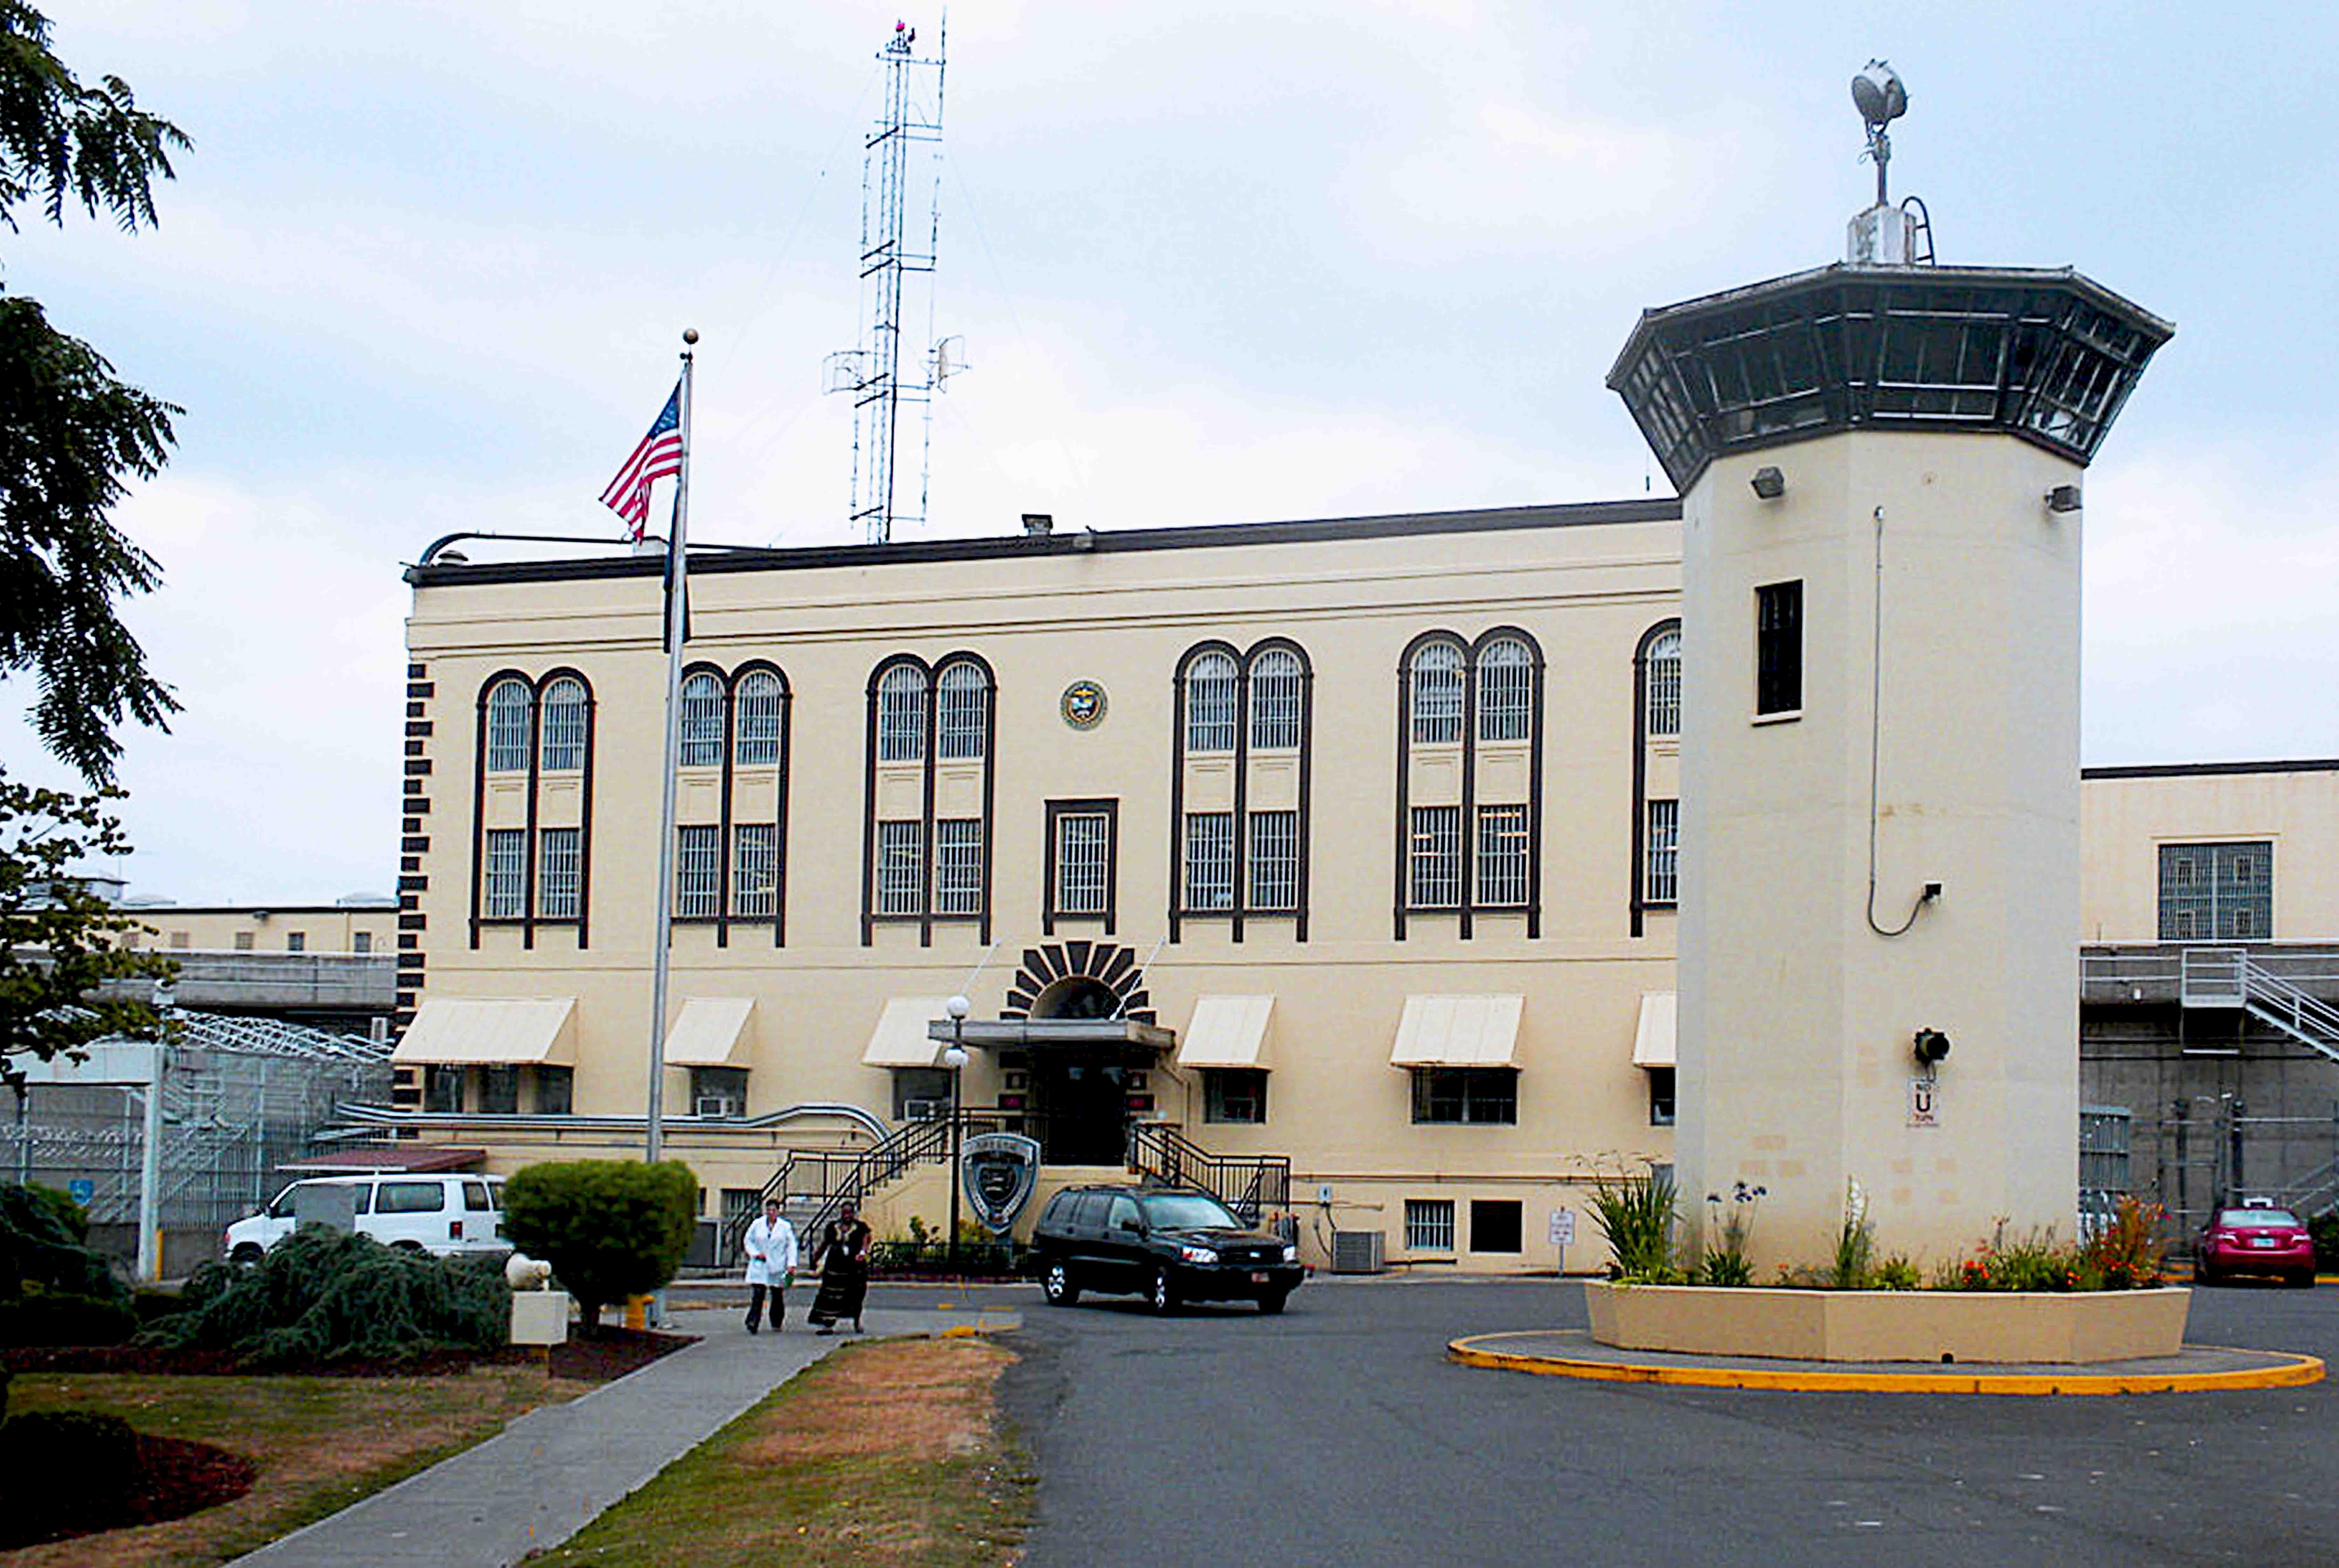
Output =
[{"x1": 224, "y1": 1173, "x2": 508, "y2": 1261}]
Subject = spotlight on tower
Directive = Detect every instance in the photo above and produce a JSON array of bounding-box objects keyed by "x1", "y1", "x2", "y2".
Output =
[
  {"x1": 1749, "y1": 465, "x2": 1786, "y2": 501},
  {"x1": 2044, "y1": 484, "x2": 2083, "y2": 514},
  {"x1": 1851, "y1": 61, "x2": 1907, "y2": 130}
]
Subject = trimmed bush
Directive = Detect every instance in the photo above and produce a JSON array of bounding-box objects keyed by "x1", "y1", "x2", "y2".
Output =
[
  {"x1": 501, "y1": 1160, "x2": 696, "y2": 1331},
  {"x1": 0, "y1": 1181, "x2": 125, "y2": 1306},
  {"x1": 0, "y1": 1408, "x2": 140, "y2": 1489},
  {"x1": 0, "y1": 1288, "x2": 137, "y2": 1347},
  {"x1": 143, "y1": 1227, "x2": 508, "y2": 1366}
]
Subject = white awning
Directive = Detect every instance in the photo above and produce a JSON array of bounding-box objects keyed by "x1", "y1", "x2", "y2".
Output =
[
  {"x1": 664, "y1": 996, "x2": 755, "y2": 1068},
  {"x1": 861, "y1": 996, "x2": 951, "y2": 1068},
  {"x1": 1388, "y1": 994, "x2": 1523, "y2": 1069},
  {"x1": 392, "y1": 997, "x2": 578, "y2": 1066},
  {"x1": 1632, "y1": 991, "x2": 1677, "y2": 1069},
  {"x1": 1177, "y1": 995, "x2": 1275, "y2": 1070}
]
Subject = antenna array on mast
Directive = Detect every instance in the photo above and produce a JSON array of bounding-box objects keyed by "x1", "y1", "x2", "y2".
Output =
[{"x1": 825, "y1": 18, "x2": 958, "y2": 544}]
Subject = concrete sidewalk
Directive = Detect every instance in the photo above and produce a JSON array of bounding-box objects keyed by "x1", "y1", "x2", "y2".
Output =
[{"x1": 230, "y1": 1301, "x2": 1016, "y2": 1568}]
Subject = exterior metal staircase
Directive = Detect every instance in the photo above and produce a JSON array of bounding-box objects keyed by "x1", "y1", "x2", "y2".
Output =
[
  {"x1": 1125, "y1": 1123, "x2": 1291, "y2": 1224},
  {"x1": 723, "y1": 1117, "x2": 955, "y2": 1265},
  {"x1": 2182, "y1": 947, "x2": 2339, "y2": 1066}
]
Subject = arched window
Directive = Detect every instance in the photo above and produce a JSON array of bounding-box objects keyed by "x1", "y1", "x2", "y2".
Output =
[
  {"x1": 876, "y1": 664, "x2": 928, "y2": 762},
  {"x1": 1408, "y1": 642, "x2": 1464, "y2": 744},
  {"x1": 937, "y1": 661, "x2": 988, "y2": 760},
  {"x1": 1248, "y1": 648, "x2": 1303, "y2": 750},
  {"x1": 1645, "y1": 627, "x2": 1681, "y2": 736},
  {"x1": 1476, "y1": 638, "x2": 1533, "y2": 742},
  {"x1": 734, "y1": 669, "x2": 783, "y2": 767},
  {"x1": 678, "y1": 672, "x2": 724, "y2": 768},
  {"x1": 539, "y1": 677, "x2": 587, "y2": 771},
  {"x1": 1184, "y1": 651, "x2": 1237, "y2": 752},
  {"x1": 484, "y1": 679, "x2": 531, "y2": 772}
]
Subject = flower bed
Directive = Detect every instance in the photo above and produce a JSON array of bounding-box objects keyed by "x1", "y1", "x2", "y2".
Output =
[{"x1": 1585, "y1": 1280, "x2": 2191, "y2": 1364}]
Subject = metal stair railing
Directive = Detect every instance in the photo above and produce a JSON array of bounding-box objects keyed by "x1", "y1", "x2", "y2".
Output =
[
  {"x1": 2239, "y1": 954, "x2": 2339, "y2": 1066},
  {"x1": 1125, "y1": 1122, "x2": 1291, "y2": 1224},
  {"x1": 722, "y1": 1118, "x2": 955, "y2": 1266},
  {"x1": 2179, "y1": 946, "x2": 2246, "y2": 1009}
]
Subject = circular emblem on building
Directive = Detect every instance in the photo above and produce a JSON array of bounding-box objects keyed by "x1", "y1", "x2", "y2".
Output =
[{"x1": 1060, "y1": 679, "x2": 1108, "y2": 730}]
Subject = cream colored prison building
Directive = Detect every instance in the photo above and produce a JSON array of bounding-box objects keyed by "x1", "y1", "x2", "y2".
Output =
[{"x1": 381, "y1": 504, "x2": 2339, "y2": 1270}]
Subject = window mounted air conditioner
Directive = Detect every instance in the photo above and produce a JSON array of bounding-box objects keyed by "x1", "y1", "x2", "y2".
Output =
[
  {"x1": 903, "y1": 1099, "x2": 948, "y2": 1122},
  {"x1": 696, "y1": 1095, "x2": 744, "y2": 1119}
]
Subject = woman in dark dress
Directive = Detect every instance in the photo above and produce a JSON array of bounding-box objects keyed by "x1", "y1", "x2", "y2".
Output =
[{"x1": 807, "y1": 1199, "x2": 874, "y2": 1334}]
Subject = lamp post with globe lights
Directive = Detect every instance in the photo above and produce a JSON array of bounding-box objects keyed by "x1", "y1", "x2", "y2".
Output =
[{"x1": 944, "y1": 995, "x2": 971, "y2": 1273}]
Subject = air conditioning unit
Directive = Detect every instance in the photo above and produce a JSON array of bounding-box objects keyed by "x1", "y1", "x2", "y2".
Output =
[
  {"x1": 902, "y1": 1099, "x2": 948, "y2": 1121},
  {"x1": 695, "y1": 1095, "x2": 743, "y2": 1119},
  {"x1": 1329, "y1": 1230, "x2": 1386, "y2": 1275}
]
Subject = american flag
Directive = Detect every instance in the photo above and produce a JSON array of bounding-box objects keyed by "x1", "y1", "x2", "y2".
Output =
[{"x1": 598, "y1": 381, "x2": 684, "y2": 538}]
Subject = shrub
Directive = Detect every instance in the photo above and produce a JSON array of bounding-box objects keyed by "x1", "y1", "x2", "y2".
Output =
[
  {"x1": 0, "y1": 1287, "x2": 137, "y2": 1347},
  {"x1": 1871, "y1": 1255, "x2": 1922, "y2": 1291},
  {"x1": 1591, "y1": 1167, "x2": 1679, "y2": 1281},
  {"x1": 144, "y1": 1228, "x2": 508, "y2": 1366},
  {"x1": 1831, "y1": 1179, "x2": 1876, "y2": 1289},
  {"x1": 0, "y1": 1410, "x2": 145, "y2": 1542},
  {"x1": 0, "y1": 1181, "x2": 125, "y2": 1306},
  {"x1": 502, "y1": 1160, "x2": 696, "y2": 1331},
  {"x1": 2081, "y1": 1195, "x2": 2168, "y2": 1289},
  {"x1": 2311, "y1": 1212, "x2": 2339, "y2": 1272}
]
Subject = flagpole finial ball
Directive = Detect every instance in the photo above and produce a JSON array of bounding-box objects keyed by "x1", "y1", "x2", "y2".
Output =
[{"x1": 681, "y1": 328, "x2": 699, "y2": 345}]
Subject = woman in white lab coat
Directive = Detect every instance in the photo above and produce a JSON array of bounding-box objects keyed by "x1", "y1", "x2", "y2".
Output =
[{"x1": 742, "y1": 1198, "x2": 799, "y2": 1334}]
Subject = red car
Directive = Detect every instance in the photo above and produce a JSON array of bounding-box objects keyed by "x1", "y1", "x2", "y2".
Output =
[{"x1": 2195, "y1": 1204, "x2": 2317, "y2": 1287}]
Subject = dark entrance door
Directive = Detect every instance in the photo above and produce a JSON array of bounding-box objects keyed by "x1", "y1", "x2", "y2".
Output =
[{"x1": 1032, "y1": 1054, "x2": 1132, "y2": 1165}]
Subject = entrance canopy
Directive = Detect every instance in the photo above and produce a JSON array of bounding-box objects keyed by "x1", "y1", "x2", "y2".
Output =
[
  {"x1": 1388, "y1": 994, "x2": 1523, "y2": 1069},
  {"x1": 1632, "y1": 992, "x2": 1677, "y2": 1068},
  {"x1": 392, "y1": 997, "x2": 577, "y2": 1066},
  {"x1": 1176, "y1": 996, "x2": 1275, "y2": 1070},
  {"x1": 863, "y1": 997, "x2": 952, "y2": 1068},
  {"x1": 664, "y1": 996, "x2": 755, "y2": 1067},
  {"x1": 930, "y1": 1017, "x2": 1176, "y2": 1053}
]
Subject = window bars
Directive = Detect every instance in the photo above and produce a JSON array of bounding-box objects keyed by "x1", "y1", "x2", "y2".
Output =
[
  {"x1": 876, "y1": 820, "x2": 924, "y2": 915},
  {"x1": 937, "y1": 662, "x2": 988, "y2": 760},
  {"x1": 1247, "y1": 810, "x2": 1299, "y2": 911},
  {"x1": 1475, "y1": 804, "x2": 1530, "y2": 908},
  {"x1": 678, "y1": 672, "x2": 725, "y2": 768},
  {"x1": 1645, "y1": 627, "x2": 1681, "y2": 737},
  {"x1": 731, "y1": 822, "x2": 778, "y2": 918},
  {"x1": 934, "y1": 818, "x2": 983, "y2": 914},
  {"x1": 876, "y1": 665, "x2": 929, "y2": 762},
  {"x1": 1184, "y1": 652, "x2": 1238, "y2": 753},
  {"x1": 674, "y1": 825, "x2": 720, "y2": 917},
  {"x1": 485, "y1": 680, "x2": 531, "y2": 773},
  {"x1": 536, "y1": 827, "x2": 581, "y2": 920},
  {"x1": 539, "y1": 677, "x2": 588, "y2": 771},
  {"x1": 1404, "y1": 1198, "x2": 1456, "y2": 1252},
  {"x1": 1408, "y1": 805, "x2": 1462, "y2": 909},
  {"x1": 483, "y1": 829, "x2": 526, "y2": 918},
  {"x1": 1645, "y1": 799, "x2": 1680, "y2": 905},
  {"x1": 1248, "y1": 649, "x2": 1303, "y2": 750},
  {"x1": 1183, "y1": 811, "x2": 1236, "y2": 911},
  {"x1": 1409, "y1": 642, "x2": 1464, "y2": 744},
  {"x1": 1476, "y1": 638, "x2": 1533, "y2": 742},
  {"x1": 734, "y1": 670, "x2": 783, "y2": 767},
  {"x1": 1055, "y1": 811, "x2": 1110, "y2": 915}
]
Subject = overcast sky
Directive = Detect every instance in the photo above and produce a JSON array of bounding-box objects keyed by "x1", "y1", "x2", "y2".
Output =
[{"x1": 7, "y1": 0, "x2": 2336, "y2": 904}]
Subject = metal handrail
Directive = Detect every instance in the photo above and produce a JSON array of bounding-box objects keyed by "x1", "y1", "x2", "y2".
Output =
[
  {"x1": 2238, "y1": 954, "x2": 2339, "y2": 1066},
  {"x1": 1126, "y1": 1123, "x2": 1291, "y2": 1223}
]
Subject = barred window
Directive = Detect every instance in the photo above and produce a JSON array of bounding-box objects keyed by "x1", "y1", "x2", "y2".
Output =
[
  {"x1": 937, "y1": 662, "x2": 987, "y2": 760},
  {"x1": 1408, "y1": 805, "x2": 1462, "y2": 909},
  {"x1": 1477, "y1": 638, "x2": 1533, "y2": 742},
  {"x1": 1409, "y1": 642, "x2": 1464, "y2": 744},
  {"x1": 1247, "y1": 810, "x2": 1299, "y2": 911},
  {"x1": 1183, "y1": 811, "x2": 1235, "y2": 911},
  {"x1": 732, "y1": 822, "x2": 777, "y2": 918},
  {"x1": 539, "y1": 677, "x2": 587, "y2": 771},
  {"x1": 1184, "y1": 651, "x2": 1237, "y2": 753},
  {"x1": 876, "y1": 820, "x2": 924, "y2": 915},
  {"x1": 877, "y1": 665, "x2": 929, "y2": 762},
  {"x1": 679, "y1": 672, "x2": 724, "y2": 768},
  {"x1": 1055, "y1": 811, "x2": 1110, "y2": 915},
  {"x1": 675, "y1": 824, "x2": 720, "y2": 918},
  {"x1": 485, "y1": 679, "x2": 531, "y2": 772},
  {"x1": 1646, "y1": 798, "x2": 1679, "y2": 905},
  {"x1": 935, "y1": 818, "x2": 983, "y2": 914},
  {"x1": 537, "y1": 827, "x2": 581, "y2": 920},
  {"x1": 734, "y1": 670, "x2": 783, "y2": 767},
  {"x1": 1404, "y1": 1198, "x2": 1456, "y2": 1251},
  {"x1": 2158, "y1": 841, "x2": 2271, "y2": 942},
  {"x1": 483, "y1": 828, "x2": 526, "y2": 918},
  {"x1": 1248, "y1": 648, "x2": 1303, "y2": 750},
  {"x1": 1476, "y1": 804, "x2": 1530, "y2": 908},
  {"x1": 1645, "y1": 627, "x2": 1681, "y2": 737}
]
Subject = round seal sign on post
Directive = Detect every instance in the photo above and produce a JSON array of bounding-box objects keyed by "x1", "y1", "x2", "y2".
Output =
[{"x1": 1060, "y1": 679, "x2": 1108, "y2": 730}]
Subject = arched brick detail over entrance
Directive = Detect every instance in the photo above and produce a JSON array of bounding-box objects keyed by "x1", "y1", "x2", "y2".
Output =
[{"x1": 1001, "y1": 940, "x2": 1154, "y2": 1023}]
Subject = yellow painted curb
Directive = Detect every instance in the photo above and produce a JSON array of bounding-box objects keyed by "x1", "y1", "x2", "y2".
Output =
[{"x1": 1446, "y1": 1335, "x2": 2326, "y2": 1395}]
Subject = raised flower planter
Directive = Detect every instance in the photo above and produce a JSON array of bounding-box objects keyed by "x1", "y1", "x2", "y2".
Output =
[{"x1": 1585, "y1": 1280, "x2": 2192, "y2": 1364}]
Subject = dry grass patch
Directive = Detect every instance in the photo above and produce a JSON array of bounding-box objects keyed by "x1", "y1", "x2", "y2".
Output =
[
  {"x1": 1, "y1": 1367, "x2": 591, "y2": 1568},
  {"x1": 535, "y1": 1335, "x2": 1028, "y2": 1568}
]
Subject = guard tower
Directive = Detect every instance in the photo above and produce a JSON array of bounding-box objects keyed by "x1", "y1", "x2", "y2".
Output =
[{"x1": 1607, "y1": 64, "x2": 2172, "y2": 1266}]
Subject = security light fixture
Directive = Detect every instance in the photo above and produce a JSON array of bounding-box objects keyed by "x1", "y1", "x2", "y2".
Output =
[
  {"x1": 2044, "y1": 484, "x2": 2083, "y2": 514},
  {"x1": 1851, "y1": 61, "x2": 1908, "y2": 129},
  {"x1": 1750, "y1": 465, "x2": 1786, "y2": 500},
  {"x1": 1022, "y1": 513, "x2": 1054, "y2": 537},
  {"x1": 1912, "y1": 1027, "x2": 1951, "y2": 1067}
]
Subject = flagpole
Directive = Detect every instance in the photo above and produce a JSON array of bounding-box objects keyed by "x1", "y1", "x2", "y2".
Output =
[{"x1": 646, "y1": 328, "x2": 698, "y2": 1168}]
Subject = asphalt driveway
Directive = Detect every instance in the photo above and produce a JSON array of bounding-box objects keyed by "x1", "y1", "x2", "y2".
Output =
[{"x1": 994, "y1": 1276, "x2": 2339, "y2": 1568}]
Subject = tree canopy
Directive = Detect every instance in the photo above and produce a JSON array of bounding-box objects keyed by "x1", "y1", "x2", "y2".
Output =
[{"x1": 0, "y1": 2, "x2": 190, "y2": 783}]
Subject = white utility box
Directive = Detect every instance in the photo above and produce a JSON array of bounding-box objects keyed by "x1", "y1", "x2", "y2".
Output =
[{"x1": 509, "y1": 1289, "x2": 571, "y2": 1346}]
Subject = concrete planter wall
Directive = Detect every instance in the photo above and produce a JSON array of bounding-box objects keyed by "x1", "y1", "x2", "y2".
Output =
[{"x1": 1585, "y1": 1281, "x2": 2191, "y2": 1364}]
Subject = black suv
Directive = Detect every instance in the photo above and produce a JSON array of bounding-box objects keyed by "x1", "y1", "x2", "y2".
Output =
[{"x1": 1031, "y1": 1184, "x2": 1304, "y2": 1313}]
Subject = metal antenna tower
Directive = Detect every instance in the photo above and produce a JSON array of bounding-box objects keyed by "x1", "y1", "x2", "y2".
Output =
[{"x1": 826, "y1": 17, "x2": 959, "y2": 544}]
